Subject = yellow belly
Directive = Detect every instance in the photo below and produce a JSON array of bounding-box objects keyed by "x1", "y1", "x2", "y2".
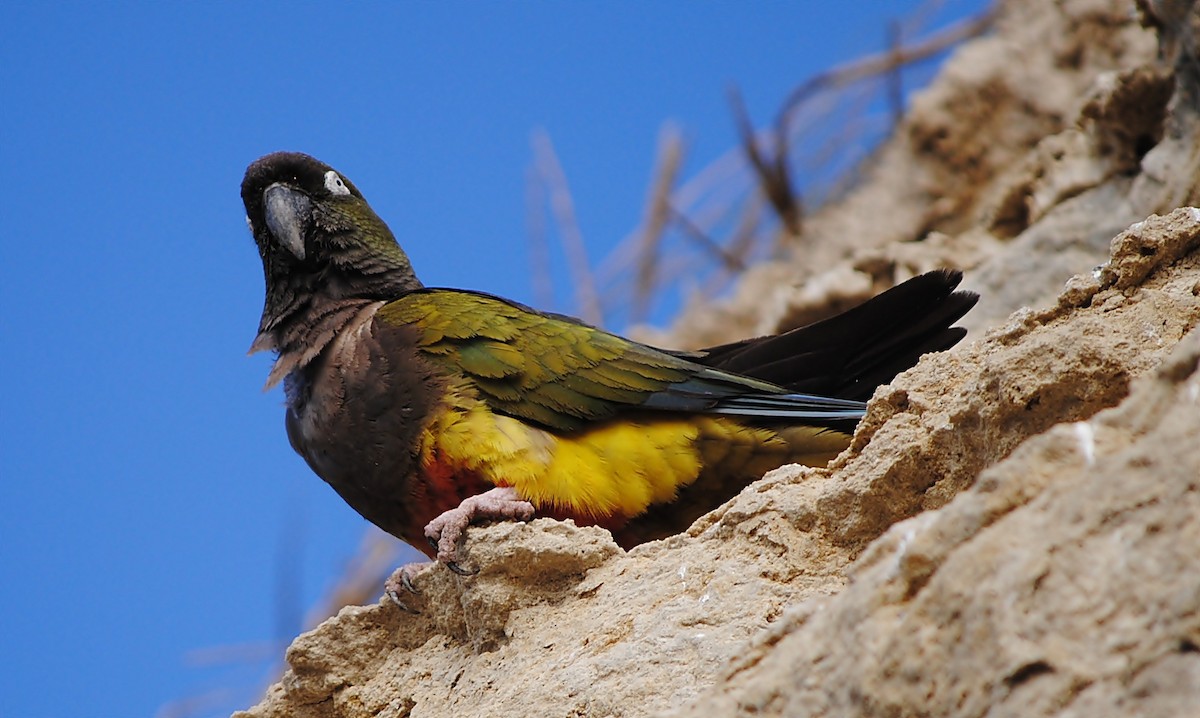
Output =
[{"x1": 418, "y1": 386, "x2": 850, "y2": 521}]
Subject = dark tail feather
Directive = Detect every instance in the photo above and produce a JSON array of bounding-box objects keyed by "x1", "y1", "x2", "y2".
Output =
[{"x1": 694, "y1": 269, "x2": 978, "y2": 401}]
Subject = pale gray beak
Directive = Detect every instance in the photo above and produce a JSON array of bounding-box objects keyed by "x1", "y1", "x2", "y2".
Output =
[{"x1": 263, "y1": 183, "x2": 311, "y2": 260}]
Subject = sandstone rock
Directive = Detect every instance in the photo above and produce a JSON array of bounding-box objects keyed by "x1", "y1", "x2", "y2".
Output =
[{"x1": 671, "y1": 225, "x2": 1200, "y2": 718}]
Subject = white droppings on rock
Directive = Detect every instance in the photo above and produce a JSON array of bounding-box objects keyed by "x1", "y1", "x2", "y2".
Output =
[{"x1": 1074, "y1": 421, "x2": 1096, "y2": 466}]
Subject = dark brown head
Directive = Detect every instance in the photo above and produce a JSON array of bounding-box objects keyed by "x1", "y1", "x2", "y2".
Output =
[{"x1": 241, "y1": 152, "x2": 422, "y2": 354}]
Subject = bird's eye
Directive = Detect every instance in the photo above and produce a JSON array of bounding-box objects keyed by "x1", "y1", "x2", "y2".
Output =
[{"x1": 324, "y1": 171, "x2": 351, "y2": 196}]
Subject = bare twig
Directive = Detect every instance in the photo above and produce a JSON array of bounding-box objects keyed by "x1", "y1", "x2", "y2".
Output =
[
  {"x1": 305, "y1": 528, "x2": 406, "y2": 626},
  {"x1": 155, "y1": 689, "x2": 241, "y2": 718},
  {"x1": 273, "y1": 497, "x2": 305, "y2": 647},
  {"x1": 793, "y1": 101, "x2": 880, "y2": 208},
  {"x1": 728, "y1": 191, "x2": 766, "y2": 265},
  {"x1": 593, "y1": 143, "x2": 750, "y2": 294},
  {"x1": 183, "y1": 641, "x2": 281, "y2": 667},
  {"x1": 669, "y1": 205, "x2": 747, "y2": 273},
  {"x1": 886, "y1": 20, "x2": 906, "y2": 126},
  {"x1": 631, "y1": 125, "x2": 686, "y2": 323},
  {"x1": 575, "y1": 7, "x2": 997, "y2": 328},
  {"x1": 531, "y1": 129, "x2": 604, "y2": 327},
  {"x1": 729, "y1": 85, "x2": 804, "y2": 238},
  {"x1": 725, "y1": 6, "x2": 995, "y2": 256},
  {"x1": 525, "y1": 164, "x2": 555, "y2": 310},
  {"x1": 701, "y1": 192, "x2": 762, "y2": 295},
  {"x1": 774, "y1": 8, "x2": 996, "y2": 141}
]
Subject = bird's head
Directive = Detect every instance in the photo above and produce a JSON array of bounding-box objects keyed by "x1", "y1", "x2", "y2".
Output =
[{"x1": 241, "y1": 152, "x2": 421, "y2": 353}]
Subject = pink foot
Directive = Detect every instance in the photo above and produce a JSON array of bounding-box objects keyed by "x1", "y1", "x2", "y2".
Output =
[
  {"x1": 424, "y1": 486, "x2": 535, "y2": 570},
  {"x1": 385, "y1": 561, "x2": 433, "y2": 611}
]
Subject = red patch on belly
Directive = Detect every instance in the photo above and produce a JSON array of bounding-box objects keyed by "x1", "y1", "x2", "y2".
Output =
[{"x1": 414, "y1": 451, "x2": 494, "y2": 516}]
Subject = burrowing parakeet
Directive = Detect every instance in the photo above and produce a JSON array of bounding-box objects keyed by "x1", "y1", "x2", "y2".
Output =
[{"x1": 241, "y1": 151, "x2": 976, "y2": 590}]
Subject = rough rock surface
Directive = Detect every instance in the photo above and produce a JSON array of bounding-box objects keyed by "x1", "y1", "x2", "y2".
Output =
[
  {"x1": 679, "y1": 326, "x2": 1200, "y2": 718},
  {"x1": 236, "y1": 1, "x2": 1200, "y2": 716}
]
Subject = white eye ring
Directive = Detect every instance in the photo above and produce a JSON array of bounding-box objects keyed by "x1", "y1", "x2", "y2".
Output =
[{"x1": 324, "y1": 170, "x2": 351, "y2": 196}]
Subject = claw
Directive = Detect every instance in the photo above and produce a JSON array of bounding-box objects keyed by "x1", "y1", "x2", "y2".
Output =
[
  {"x1": 384, "y1": 562, "x2": 430, "y2": 612},
  {"x1": 446, "y1": 561, "x2": 477, "y2": 576},
  {"x1": 386, "y1": 587, "x2": 419, "y2": 613}
]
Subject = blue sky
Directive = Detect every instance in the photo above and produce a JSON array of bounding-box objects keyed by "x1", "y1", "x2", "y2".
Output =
[{"x1": 0, "y1": 3, "x2": 986, "y2": 716}]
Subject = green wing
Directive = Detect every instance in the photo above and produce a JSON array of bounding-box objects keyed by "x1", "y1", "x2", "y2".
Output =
[{"x1": 377, "y1": 289, "x2": 863, "y2": 433}]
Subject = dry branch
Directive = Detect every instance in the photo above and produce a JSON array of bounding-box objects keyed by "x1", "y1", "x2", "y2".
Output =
[
  {"x1": 531, "y1": 129, "x2": 604, "y2": 327},
  {"x1": 630, "y1": 125, "x2": 686, "y2": 323}
]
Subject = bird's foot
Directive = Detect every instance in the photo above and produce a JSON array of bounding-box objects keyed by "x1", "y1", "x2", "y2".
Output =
[
  {"x1": 424, "y1": 486, "x2": 535, "y2": 571},
  {"x1": 384, "y1": 561, "x2": 432, "y2": 611}
]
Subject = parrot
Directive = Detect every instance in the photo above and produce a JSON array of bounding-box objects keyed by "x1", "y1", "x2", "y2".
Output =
[{"x1": 240, "y1": 151, "x2": 977, "y2": 594}]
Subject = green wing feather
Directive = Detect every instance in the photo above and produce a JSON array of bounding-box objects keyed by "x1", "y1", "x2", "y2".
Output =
[{"x1": 378, "y1": 288, "x2": 863, "y2": 433}]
